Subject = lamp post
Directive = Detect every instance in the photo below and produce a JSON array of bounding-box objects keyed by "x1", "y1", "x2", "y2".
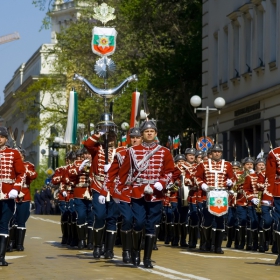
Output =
[{"x1": 190, "y1": 95, "x2": 225, "y2": 138}]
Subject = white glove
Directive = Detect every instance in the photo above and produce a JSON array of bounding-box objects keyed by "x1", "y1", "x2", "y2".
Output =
[
  {"x1": 98, "y1": 195, "x2": 106, "y2": 204},
  {"x1": 113, "y1": 198, "x2": 120, "y2": 204},
  {"x1": 166, "y1": 183, "x2": 173, "y2": 190},
  {"x1": 79, "y1": 159, "x2": 90, "y2": 171},
  {"x1": 104, "y1": 164, "x2": 111, "y2": 173},
  {"x1": 262, "y1": 200, "x2": 271, "y2": 206},
  {"x1": 228, "y1": 190, "x2": 235, "y2": 195},
  {"x1": 154, "y1": 182, "x2": 163, "y2": 191},
  {"x1": 62, "y1": 191, "x2": 67, "y2": 197},
  {"x1": 226, "y1": 179, "x2": 233, "y2": 187},
  {"x1": 201, "y1": 183, "x2": 209, "y2": 192},
  {"x1": 8, "y1": 189, "x2": 18, "y2": 199},
  {"x1": 144, "y1": 185, "x2": 153, "y2": 194},
  {"x1": 249, "y1": 169, "x2": 255, "y2": 174},
  {"x1": 251, "y1": 198, "x2": 260, "y2": 205}
]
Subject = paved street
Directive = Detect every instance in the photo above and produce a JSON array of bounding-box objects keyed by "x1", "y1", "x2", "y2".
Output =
[{"x1": 1, "y1": 213, "x2": 279, "y2": 280}]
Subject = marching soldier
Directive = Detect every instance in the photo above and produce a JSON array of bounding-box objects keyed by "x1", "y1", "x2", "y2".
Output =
[
  {"x1": 0, "y1": 127, "x2": 25, "y2": 266},
  {"x1": 83, "y1": 130, "x2": 118, "y2": 259},
  {"x1": 114, "y1": 120, "x2": 174, "y2": 268},
  {"x1": 256, "y1": 157, "x2": 272, "y2": 252},
  {"x1": 14, "y1": 148, "x2": 37, "y2": 251},
  {"x1": 195, "y1": 143, "x2": 235, "y2": 254}
]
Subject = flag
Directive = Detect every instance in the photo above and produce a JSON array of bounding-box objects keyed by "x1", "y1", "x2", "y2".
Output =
[
  {"x1": 173, "y1": 135, "x2": 180, "y2": 150},
  {"x1": 64, "y1": 90, "x2": 78, "y2": 144},
  {"x1": 92, "y1": 27, "x2": 117, "y2": 56},
  {"x1": 121, "y1": 134, "x2": 127, "y2": 146},
  {"x1": 166, "y1": 136, "x2": 173, "y2": 150}
]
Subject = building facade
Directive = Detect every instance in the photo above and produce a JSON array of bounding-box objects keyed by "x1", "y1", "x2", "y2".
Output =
[{"x1": 202, "y1": 0, "x2": 280, "y2": 160}]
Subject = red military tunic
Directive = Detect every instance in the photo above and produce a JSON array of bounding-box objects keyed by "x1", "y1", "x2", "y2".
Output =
[
  {"x1": 101, "y1": 146, "x2": 127, "y2": 197},
  {"x1": 83, "y1": 134, "x2": 115, "y2": 194},
  {"x1": 68, "y1": 159, "x2": 91, "y2": 199},
  {"x1": 266, "y1": 147, "x2": 280, "y2": 197},
  {"x1": 115, "y1": 142, "x2": 174, "y2": 203},
  {"x1": 52, "y1": 166, "x2": 69, "y2": 202},
  {"x1": 235, "y1": 170, "x2": 249, "y2": 206},
  {"x1": 195, "y1": 159, "x2": 235, "y2": 190},
  {"x1": 163, "y1": 165, "x2": 180, "y2": 206},
  {"x1": 243, "y1": 172, "x2": 258, "y2": 206},
  {"x1": 257, "y1": 170, "x2": 273, "y2": 204},
  {"x1": 17, "y1": 161, "x2": 37, "y2": 202},
  {"x1": 0, "y1": 146, "x2": 25, "y2": 199}
]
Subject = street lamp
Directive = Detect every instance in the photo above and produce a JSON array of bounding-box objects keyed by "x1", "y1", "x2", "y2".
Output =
[{"x1": 190, "y1": 95, "x2": 226, "y2": 137}]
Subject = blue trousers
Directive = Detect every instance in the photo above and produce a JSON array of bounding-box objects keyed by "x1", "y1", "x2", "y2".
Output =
[
  {"x1": 227, "y1": 207, "x2": 237, "y2": 227},
  {"x1": 272, "y1": 197, "x2": 280, "y2": 231},
  {"x1": 15, "y1": 202, "x2": 30, "y2": 228},
  {"x1": 189, "y1": 203, "x2": 199, "y2": 226},
  {"x1": 164, "y1": 202, "x2": 179, "y2": 224},
  {"x1": 236, "y1": 205, "x2": 247, "y2": 227},
  {"x1": 74, "y1": 198, "x2": 93, "y2": 226},
  {"x1": 259, "y1": 205, "x2": 272, "y2": 230},
  {"x1": 118, "y1": 202, "x2": 133, "y2": 231},
  {"x1": 131, "y1": 197, "x2": 162, "y2": 234},
  {"x1": 0, "y1": 199, "x2": 15, "y2": 235},
  {"x1": 202, "y1": 201, "x2": 225, "y2": 230},
  {"x1": 177, "y1": 198, "x2": 189, "y2": 224},
  {"x1": 247, "y1": 206, "x2": 258, "y2": 230}
]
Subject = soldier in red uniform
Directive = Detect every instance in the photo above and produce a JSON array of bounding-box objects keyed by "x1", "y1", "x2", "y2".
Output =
[
  {"x1": 0, "y1": 127, "x2": 25, "y2": 266},
  {"x1": 195, "y1": 144, "x2": 235, "y2": 254},
  {"x1": 14, "y1": 148, "x2": 37, "y2": 251},
  {"x1": 83, "y1": 129, "x2": 117, "y2": 259},
  {"x1": 115, "y1": 120, "x2": 174, "y2": 268},
  {"x1": 265, "y1": 147, "x2": 280, "y2": 265}
]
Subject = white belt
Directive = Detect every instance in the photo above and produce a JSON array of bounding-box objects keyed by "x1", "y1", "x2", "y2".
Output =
[
  {"x1": 136, "y1": 178, "x2": 158, "y2": 184},
  {"x1": 0, "y1": 179, "x2": 15, "y2": 184},
  {"x1": 94, "y1": 175, "x2": 105, "y2": 182}
]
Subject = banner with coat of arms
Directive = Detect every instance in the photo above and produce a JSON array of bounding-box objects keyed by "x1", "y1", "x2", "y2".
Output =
[
  {"x1": 92, "y1": 27, "x2": 117, "y2": 57},
  {"x1": 207, "y1": 190, "x2": 228, "y2": 216}
]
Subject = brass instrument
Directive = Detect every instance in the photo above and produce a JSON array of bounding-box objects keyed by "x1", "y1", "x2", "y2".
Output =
[
  {"x1": 255, "y1": 191, "x2": 262, "y2": 213},
  {"x1": 84, "y1": 161, "x2": 91, "y2": 173},
  {"x1": 233, "y1": 170, "x2": 249, "y2": 192},
  {"x1": 167, "y1": 181, "x2": 180, "y2": 192},
  {"x1": 180, "y1": 173, "x2": 189, "y2": 207}
]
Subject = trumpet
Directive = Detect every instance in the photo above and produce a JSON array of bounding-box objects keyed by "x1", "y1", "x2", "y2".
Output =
[
  {"x1": 255, "y1": 191, "x2": 262, "y2": 213},
  {"x1": 84, "y1": 161, "x2": 91, "y2": 173},
  {"x1": 232, "y1": 169, "x2": 249, "y2": 192}
]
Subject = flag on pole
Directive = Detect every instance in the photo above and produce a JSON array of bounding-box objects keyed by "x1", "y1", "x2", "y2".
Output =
[
  {"x1": 121, "y1": 134, "x2": 127, "y2": 146},
  {"x1": 64, "y1": 90, "x2": 78, "y2": 144},
  {"x1": 173, "y1": 135, "x2": 180, "y2": 150}
]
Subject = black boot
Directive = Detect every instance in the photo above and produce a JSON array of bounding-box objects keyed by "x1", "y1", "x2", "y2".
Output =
[
  {"x1": 259, "y1": 231, "x2": 265, "y2": 252},
  {"x1": 0, "y1": 235, "x2": 8, "y2": 266},
  {"x1": 93, "y1": 227, "x2": 105, "y2": 259},
  {"x1": 234, "y1": 228, "x2": 240, "y2": 249},
  {"x1": 215, "y1": 230, "x2": 224, "y2": 254},
  {"x1": 272, "y1": 231, "x2": 278, "y2": 254},
  {"x1": 104, "y1": 231, "x2": 116, "y2": 259},
  {"x1": 158, "y1": 221, "x2": 165, "y2": 241},
  {"x1": 120, "y1": 230, "x2": 132, "y2": 263},
  {"x1": 164, "y1": 223, "x2": 171, "y2": 245},
  {"x1": 245, "y1": 229, "x2": 252, "y2": 251},
  {"x1": 67, "y1": 223, "x2": 72, "y2": 245},
  {"x1": 251, "y1": 230, "x2": 258, "y2": 251},
  {"x1": 77, "y1": 225, "x2": 86, "y2": 249},
  {"x1": 199, "y1": 227, "x2": 205, "y2": 250},
  {"x1": 87, "y1": 227, "x2": 94, "y2": 250},
  {"x1": 61, "y1": 222, "x2": 68, "y2": 245},
  {"x1": 275, "y1": 232, "x2": 280, "y2": 265},
  {"x1": 153, "y1": 225, "x2": 160, "y2": 250},
  {"x1": 70, "y1": 223, "x2": 78, "y2": 247},
  {"x1": 115, "y1": 222, "x2": 122, "y2": 246},
  {"x1": 201, "y1": 227, "x2": 212, "y2": 251},
  {"x1": 6, "y1": 227, "x2": 16, "y2": 252},
  {"x1": 189, "y1": 226, "x2": 198, "y2": 249},
  {"x1": 226, "y1": 227, "x2": 234, "y2": 248},
  {"x1": 16, "y1": 228, "x2": 26, "y2": 251},
  {"x1": 141, "y1": 228, "x2": 146, "y2": 250},
  {"x1": 238, "y1": 227, "x2": 246, "y2": 250},
  {"x1": 143, "y1": 235, "x2": 155, "y2": 268},
  {"x1": 264, "y1": 230, "x2": 270, "y2": 251},
  {"x1": 132, "y1": 230, "x2": 142, "y2": 266},
  {"x1": 210, "y1": 229, "x2": 216, "y2": 252},
  {"x1": 180, "y1": 223, "x2": 188, "y2": 247},
  {"x1": 171, "y1": 224, "x2": 179, "y2": 247}
]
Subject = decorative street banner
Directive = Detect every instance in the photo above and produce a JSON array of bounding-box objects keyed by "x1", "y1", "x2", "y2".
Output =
[
  {"x1": 92, "y1": 27, "x2": 117, "y2": 56},
  {"x1": 207, "y1": 190, "x2": 228, "y2": 216}
]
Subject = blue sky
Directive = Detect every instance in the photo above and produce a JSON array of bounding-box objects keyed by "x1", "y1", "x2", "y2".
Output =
[{"x1": 0, "y1": 0, "x2": 50, "y2": 104}]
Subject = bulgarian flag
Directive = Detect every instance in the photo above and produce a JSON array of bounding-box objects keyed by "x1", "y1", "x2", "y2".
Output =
[
  {"x1": 173, "y1": 135, "x2": 180, "y2": 150},
  {"x1": 121, "y1": 134, "x2": 127, "y2": 147},
  {"x1": 64, "y1": 89, "x2": 78, "y2": 144},
  {"x1": 92, "y1": 27, "x2": 117, "y2": 57}
]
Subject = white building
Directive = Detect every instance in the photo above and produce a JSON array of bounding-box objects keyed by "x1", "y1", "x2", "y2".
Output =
[
  {"x1": 202, "y1": 0, "x2": 280, "y2": 160},
  {"x1": 0, "y1": 0, "x2": 79, "y2": 167}
]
